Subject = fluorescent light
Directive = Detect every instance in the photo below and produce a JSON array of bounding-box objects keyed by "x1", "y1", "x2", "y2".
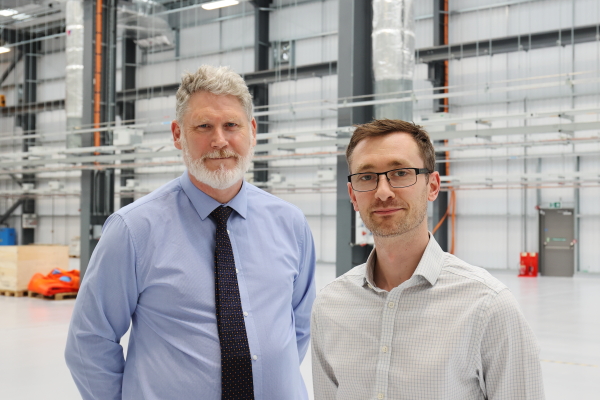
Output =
[
  {"x1": 201, "y1": 0, "x2": 239, "y2": 10},
  {"x1": 0, "y1": 9, "x2": 18, "y2": 17},
  {"x1": 0, "y1": 47, "x2": 10, "y2": 54},
  {"x1": 12, "y1": 13, "x2": 31, "y2": 20}
]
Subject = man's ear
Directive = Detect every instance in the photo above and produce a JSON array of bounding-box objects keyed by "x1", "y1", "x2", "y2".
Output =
[
  {"x1": 427, "y1": 171, "x2": 441, "y2": 202},
  {"x1": 172, "y1": 120, "x2": 182, "y2": 150},
  {"x1": 250, "y1": 118, "x2": 257, "y2": 146},
  {"x1": 348, "y1": 182, "x2": 359, "y2": 211}
]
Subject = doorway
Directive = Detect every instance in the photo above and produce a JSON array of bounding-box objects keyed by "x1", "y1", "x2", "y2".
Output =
[{"x1": 538, "y1": 208, "x2": 575, "y2": 277}]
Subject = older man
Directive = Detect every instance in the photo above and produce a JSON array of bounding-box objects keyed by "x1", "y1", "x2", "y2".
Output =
[
  {"x1": 66, "y1": 65, "x2": 316, "y2": 400},
  {"x1": 311, "y1": 119, "x2": 544, "y2": 400}
]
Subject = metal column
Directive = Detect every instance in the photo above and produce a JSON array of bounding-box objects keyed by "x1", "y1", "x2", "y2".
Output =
[
  {"x1": 336, "y1": 0, "x2": 374, "y2": 277},
  {"x1": 19, "y1": 31, "x2": 40, "y2": 245},
  {"x1": 429, "y1": 0, "x2": 449, "y2": 251},
  {"x1": 119, "y1": 34, "x2": 137, "y2": 208},
  {"x1": 250, "y1": 0, "x2": 271, "y2": 184}
]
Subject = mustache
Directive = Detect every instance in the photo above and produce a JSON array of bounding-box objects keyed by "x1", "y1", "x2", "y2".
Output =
[
  {"x1": 200, "y1": 149, "x2": 239, "y2": 161},
  {"x1": 368, "y1": 199, "x2": 407, "y2": 210}
]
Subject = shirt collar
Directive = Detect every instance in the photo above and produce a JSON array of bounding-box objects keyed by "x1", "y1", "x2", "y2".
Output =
[
  {"x1": 179, "y1": 171, "x2": 248, "y2": 221},
  {"x1": 363, "y1": 233, "x2": 445, "y2": 291}
]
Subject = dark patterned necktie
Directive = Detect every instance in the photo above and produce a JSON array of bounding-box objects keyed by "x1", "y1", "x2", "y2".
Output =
[{"x1": 210, "y1": 206, "x2": 255, "y2": 400}]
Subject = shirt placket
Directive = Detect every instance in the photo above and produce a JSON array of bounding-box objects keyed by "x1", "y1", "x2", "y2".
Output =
[{"x1": 374, "y1": 288, "x2": 402, "y2": 400}]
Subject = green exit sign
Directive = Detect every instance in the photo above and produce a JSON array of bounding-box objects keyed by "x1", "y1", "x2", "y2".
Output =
[{"x1": 549, "y1": 202, "x2": 561, "y2": 209}]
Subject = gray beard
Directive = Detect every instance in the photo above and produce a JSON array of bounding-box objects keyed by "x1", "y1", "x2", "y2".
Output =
[{"x1": 179, "y1": 133, "x2": 254, "y2": 190}]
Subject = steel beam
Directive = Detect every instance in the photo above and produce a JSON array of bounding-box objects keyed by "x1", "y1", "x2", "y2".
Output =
[
  {"x1": 250, "y1": 0, "x2": 271, "y2": 184},
  {"x1": 430, "y1": 0, "x2": 449, "y2": 251},
  {"x1": 119, "y1": 34, "x2": 137, "y2": 208},
  {"x1": 336, "y1": 0, "x2": 373, "y2": 277},
  {"x1": 417, "y1": 24, "x2": 600, "y2": 63}
]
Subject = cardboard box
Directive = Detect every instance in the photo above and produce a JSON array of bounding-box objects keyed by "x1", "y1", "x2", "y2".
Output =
[{"x1": 0, "y1": 245, "x2": 69, "y2": 292}]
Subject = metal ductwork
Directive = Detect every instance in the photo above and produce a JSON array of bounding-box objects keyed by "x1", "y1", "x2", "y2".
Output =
[
  {"x1": 65, "y1": 0, "x2": 84, "y2": 139},
  {"x1": 372, "y1": 0, "x2": 415, "y2": 120},
  {"x1": 118, "y1": 0, "x2": 174, "y2": 51}
]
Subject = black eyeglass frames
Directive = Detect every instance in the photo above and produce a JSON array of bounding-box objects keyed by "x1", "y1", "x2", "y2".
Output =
[{"x1": 347, "y1": 168, "x2": 432, "y2": 192}]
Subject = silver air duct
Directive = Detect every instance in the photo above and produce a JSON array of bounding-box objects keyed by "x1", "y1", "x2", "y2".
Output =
[
  {"x1": 65, "y1": 0, "x2": 84, "y2": 139},
  {"x1": 372, "y1": 0, "x2": 415, "y2": 120}
]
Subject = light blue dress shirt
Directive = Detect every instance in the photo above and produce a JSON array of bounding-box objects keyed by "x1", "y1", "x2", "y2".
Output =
[{"x1": 65, "y1": 172, "x2": 316, "y2": 400}]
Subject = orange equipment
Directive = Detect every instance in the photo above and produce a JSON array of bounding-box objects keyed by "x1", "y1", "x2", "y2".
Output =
[
  {"x1": 28, "y1": 268, "x2": 80, "y2": 297},
  {"x1": 518, "y1": 252, "x2": 539, "y2": 277}
]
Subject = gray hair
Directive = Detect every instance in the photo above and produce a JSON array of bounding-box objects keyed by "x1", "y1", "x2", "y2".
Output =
[{"x1": 175, "y1": 65, "x2": 253, "y2": 123}]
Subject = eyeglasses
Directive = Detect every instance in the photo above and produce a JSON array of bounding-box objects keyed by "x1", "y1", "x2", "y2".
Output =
[{"x1": 348, "y1": 168, "x2": 432, "y2": 192}]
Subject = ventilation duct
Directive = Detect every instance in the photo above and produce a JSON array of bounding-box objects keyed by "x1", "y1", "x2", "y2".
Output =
[
  {"x1": 65, "y1": 0, "x2": 84, "y2": 138},
  {"x1": 118, "y1": 0, "x2": 174, "y2": 51},
  {"x1": 372, "y1": 0, "x2": 415, "y2": 120}
]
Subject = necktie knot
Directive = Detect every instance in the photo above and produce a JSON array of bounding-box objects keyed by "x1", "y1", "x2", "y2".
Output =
[{"x1": 210, "y1": 206, "x2": 233, "y2": 227}]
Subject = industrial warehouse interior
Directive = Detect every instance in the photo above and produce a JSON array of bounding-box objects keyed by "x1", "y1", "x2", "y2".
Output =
[{"x1": 1, "y1": 0, "x2": 599, "y2": 398}]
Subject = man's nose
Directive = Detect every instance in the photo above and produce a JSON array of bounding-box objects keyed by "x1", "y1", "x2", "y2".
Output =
[
  {"x1": 374, "y1": 174, "x2": 395, "y2": 201},
  {"x1": 211, "y1": 126, "x2": 228, "y2": 148}
]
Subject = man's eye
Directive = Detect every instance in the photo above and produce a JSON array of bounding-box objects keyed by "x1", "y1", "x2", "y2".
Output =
[
  {"x1": 225, "y1": 123, "x2": 237, "y2": 127},
  {"x1": 359, "y1": 174, "x2": 374, "y2": 181},
  {"x1": 392, "y1": 170, "x2": 408, "y2": 177}
]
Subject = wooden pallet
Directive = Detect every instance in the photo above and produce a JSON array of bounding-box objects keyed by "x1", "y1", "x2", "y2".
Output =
[
  {"x1": 0, "y1": 289, "x2": 28, "y2": 297},
  {"x1": 28, "y1": 291, "x2": 78, "y2": 300}
]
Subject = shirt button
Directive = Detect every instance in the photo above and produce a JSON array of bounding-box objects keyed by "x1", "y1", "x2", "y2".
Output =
[
  {"x1": 388, "y1": 302, "x2": 395, "y2": 308},
  {"x1": 377, "y1": 393, "x2": 384, "y2": 399},
  {"x1": 252, "y1": 355, "x2": 258, "y2": 361},
  {"x1": 243, "y1": 311, "x2": 248, "y2": 317},
  {"x1": 381, "y1": 346, "x2": 388, "y2": 353}
]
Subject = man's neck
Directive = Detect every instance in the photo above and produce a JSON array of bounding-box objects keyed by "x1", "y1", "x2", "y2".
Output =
[
  {"x1": 372, "y1": 225, "x2": 430, "y2": 292},
  {"x1": 188, "y1": 172, "x2": 243, "y2": 204}
]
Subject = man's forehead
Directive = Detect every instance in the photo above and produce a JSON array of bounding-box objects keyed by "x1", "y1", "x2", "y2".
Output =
[
  {"x1": 351, "y1": 132, "x2": 421, "y2": 168},
  {"x1": 354, "y1": 159, "x2": 410, "y2": 172},
  {"x1": 185, "y1": 91, "x2": 250, "y2": 122}
]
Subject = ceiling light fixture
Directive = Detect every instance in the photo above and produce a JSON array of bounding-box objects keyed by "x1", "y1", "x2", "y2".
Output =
[
  {"x1": 0, "y1": 47, "x2": 10, "y2": 54},
  {"x1": 0, "y1": 9, "x2": 18, "y2": 17},
  {"x1": 12, "y1": 13, "x2": 31, "y2": 20},
  {"x1": 201, "y1": 0, "x2": 239, "y2": 10}
]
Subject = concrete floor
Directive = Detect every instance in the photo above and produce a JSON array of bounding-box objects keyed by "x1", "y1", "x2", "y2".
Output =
[{"x1": 1, "y1": 268, "x2": 598, "y2": 399}]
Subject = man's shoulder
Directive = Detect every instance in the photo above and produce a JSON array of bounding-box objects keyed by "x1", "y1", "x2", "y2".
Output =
[
  {"x1": 314, "y1": 264, "x2": 367, "y2": 309},
  {"x1": 115, "y1": 177, "x2": 182, "y2": 220},
  {"x1": 245, "y1": 183, "x2": 305, "y2": 219},
  {"x1": 441, "y1": 254, "x2": 508, "y2": 294}
]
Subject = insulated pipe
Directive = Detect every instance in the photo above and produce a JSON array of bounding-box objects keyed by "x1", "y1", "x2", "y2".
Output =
[
  {"x1": 66, "y1": 0, "x2": 84, "y2": 143},
  {"x1": 372, "y1": 0, "x2": 415, "y2": 120},
  {"x1": 94, "y1": 0, "x2": 103, "y2": 148}
]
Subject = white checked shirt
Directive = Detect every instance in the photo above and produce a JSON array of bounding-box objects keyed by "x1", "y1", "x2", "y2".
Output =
[{"x1": 311, "y1": 236, "x2": 544, "y2": 400}]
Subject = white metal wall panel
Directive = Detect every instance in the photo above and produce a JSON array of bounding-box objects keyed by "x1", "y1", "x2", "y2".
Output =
[
  {"x1": 37, "y1": 52, "x2": 65, "y2": 80},
  {"x1": 270, "y1": 1, "x2": 326, "y2": 42},
  {"x1": 180, "y1": 22, "x2": 222, "y2": 57},
  {"x1": 579, "y1": 216, "x2": 600, "y2": 273},
  {"x1": 37, "y1": 110, "x2": 66, "y2": 139},
  {"x1": 220, "y1": 48, "x2": 254, "y2": 75},
  {"x1": 415, "y1": 18, "x2": 433, "y2": 49},
  {"x1": 37, "y1": 80, "x2": 66, "y2": 103},
  {"x1": 574, "y1": 0, "x2": 600, "y2": 26},
  {"x1": 222, "y1": 15, "x2": 254, "y2": 50},
  {"x1": 137, "y1": 61, "x2": 177, "y2": 89},
  {"x1": 322, "y1": 0, "x2": 339, "y2": 33},
  {"x1": 450, "y1": 0, "x2": 574, "y2": 44},
  {"x1": 135, "y1": 96, "x2": 176, "y2": 127},
  {"x1": 414, "y1": 0, "x2": 433, "y2": 17}
]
